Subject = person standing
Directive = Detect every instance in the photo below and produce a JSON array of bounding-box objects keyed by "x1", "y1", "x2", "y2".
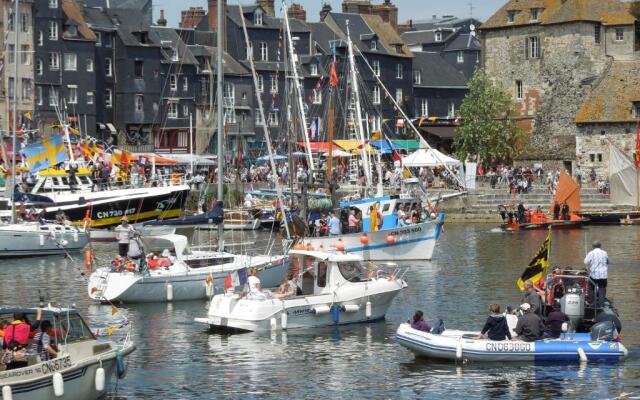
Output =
[
  {"x1": 328, "y1": 211, "x2": 341, "y2": 236},
  {"x1": 115, "y1": 216, "x2": 136, "y2": 258},
  {"x1": 584, "y1": 240, "x2": 609, "y2": 308},
  {"x1": 347, "y1": 210, "x2": 360, "y2": 233},
  {"x1": 521, "y1": 280, "x2": 543, "y2": 315}
]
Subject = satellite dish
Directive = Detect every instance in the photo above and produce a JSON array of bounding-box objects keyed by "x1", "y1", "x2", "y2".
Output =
[{"x1": 470, "y1": 24, "x2": 476, "y2": 31}]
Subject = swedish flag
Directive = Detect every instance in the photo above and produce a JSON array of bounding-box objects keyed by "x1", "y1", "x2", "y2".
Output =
[
  {"x1": 517, "y1": 232, "x2": 551, "y2": 291},
  {"x1": 23, "y1": 136, "x2": 68, "y2": 173}
]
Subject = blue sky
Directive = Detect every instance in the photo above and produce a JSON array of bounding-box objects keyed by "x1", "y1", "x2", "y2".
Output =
[{"x1": 152, "y1": 0, "x2": 506, "y2": 28}]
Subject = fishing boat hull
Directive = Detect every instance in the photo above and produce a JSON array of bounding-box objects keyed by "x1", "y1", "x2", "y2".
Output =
[
  {"x1": 306, "y1": 215, "x2": 444, "y2": 261},
  {"x1": 578, "y1": 210, "x2": 640, "y2": 224},
  {"x1": 0, "y1": 223, "x2": 88, "y2": 257},
  {"x1": 501, "y1": 219, "x2": 588, "y2": 231},
  {"x1": 396, "y1": 324, "x2": 628, "y2": 362}
]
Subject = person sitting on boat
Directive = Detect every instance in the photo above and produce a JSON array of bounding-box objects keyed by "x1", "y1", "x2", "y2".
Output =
[
  {"x1": 514, "y1": 303, "x2": 544, "y2": 342},
  {"x1": 396, "y1": 206, "x2": 407, "y2": 227},
  {"x1": 477, "y1": 304, "x2": 511, "y2": 341},
  {"x1": 517, "y1": 202, "x2": 526, "y2": 223},
  {"x1": 115, "y1": 216, "x2": 136, "y2": 258},
  {"x1": 504, "y1": 306, "x2": 518, "y2": 338},
  {"x1": 55, "y1": 208, "x2": 67, "y2": 224},
  {"x1": 37, "y1": 210, "x2": 47, "y2": 225},
  {"x1": 521, "y1": 280, "x2": 543, "y2": 315},
  {"x1": 410, "y1": 310, "x2": 432, "y2": 332},
  {"x1": 32, "y1": 320, "x2": 58, "y2": 361},
  {"x1": 328, "y1": 211, "x2": 341, "y2": 236},
  {"x1": 552, "y1": 201, "x2": 561, "y2": 220},
  {"x1": 348, "y1": 210, "x2": 360, "y2": 233},
  {"x1": 3, "y1": 310, "x2": 42, "y2": 370},
  {"x1": 561, "y1": 201, "x2": 570, "y2": 220},
  {"x1": 247, "y1": 267, "x2": 271, "y2": 300},
  {"x1": 544, "y1": 300, "x2": 570, "y2": 339},
  {"x1": 274, "y1": 272, "x2": 297, "y2": 299}
]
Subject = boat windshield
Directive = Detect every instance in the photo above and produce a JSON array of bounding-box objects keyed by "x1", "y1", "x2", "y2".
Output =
[
  {"x1": 57, "y1": 313, "x2": 96, "y2": 343},
  {"x1": 338, "y1": 261, "x2": 369, "y2": 282}
]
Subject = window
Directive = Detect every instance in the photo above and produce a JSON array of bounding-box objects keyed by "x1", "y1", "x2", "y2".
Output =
[
  {"x1": 255, "y1": 108, "x2": 264, "y2": 126},
  {"x1": 254, "y1": 10, "x2": 263, "y2": 26},
  {"x1": 594, "y1": 25, "x2": 601, "y2": 44},
  {"x1": 49, "y1": 87, "x2": 59, "y2": 106},
  {"x1": 526, "y1": 36, "x2": 540, "y2": 59},
  {"x1": 373, "y1": 86, "x2": 380, "y2": 104},
  {"x1": 64, "y1": 53, "x2": 77, "y2": 71},
  {"x1": 413, "y1": 69, "x2": 422, "y2": 85},
  {"x1": 337, "y1": 261, "x2": 368, "y2": 282},
  {"x1": 395, "y1": 88, "x2": 403, "y2": 104},
  {"x1": 86, "y1": 58, "x2": 94, "y2": 72},
  {"x1": 49, "y1": 0, "x2": 58, "y2": 8},
  {"x1": 257, "y1": 75, "x2": 264, "y2": 93},
  {"x1": 36, "y1": 59, "x2": 43, "y2": 75},
  {"x1": 167, "y1": 101, "x2": 178, "y2": 118},
  {"x1": 224, "y1": 109, "x2": 236, "y2": 124},
  {"x1": 312, "y1": 88, "x2": 322, "y2": 104},
  {"x1": 246, "y1": 42, "x2": 253, "y2": 60},
  {"x1": 96, "y1": 32, "x2": 102, "y2": 46},
  {"x1": 134, "y1": 60, "x2": 143, "y2": 78},
  {"x1": 37, "y1": 86, "x2": 43, "y2": 105},
  {"x1": 49, "y1": 21, "x2": 58, "y2": 40},
  {"x1": 104, "y1": 34, "x2": 112, "y2": 48},
  {"x1": 396, "y1": 64, "x2": 403, "y2": 79},
  {"x1": 632, "y1": 102, "x2": 640, "y2": 119},
  {"x1": 530, "y1": 8, "x2": 539, "y2": 22},
  {"x1": 371, "y1": 40, "x2": 378, "y2": 51},
  {"x1": 105, "y1": 89, "x2": 112, "y2": 108},
  {"x1": 66, "y1": 25, "x2": 78, "y2": 37},
  {"x1": 435, "y1": 31, "x2": 443, "y2": 42},
  {"x1": 268, "y1": 110, "x2": 279, "y2": 126},
  {"x1": 37, "y1": 31, "x2": 43, "y2": 46},
  {"x1": 223, "y1": 82, "x2": 235, "y2": 103},
  {"x1": 8, "y1": 12, "x2": 14, "y2": 31},
  {"x1": 270, "y1": 75, "x2": 277, "y2": 94},
  {"x1": 516, "y1": 80, "x2": 523, "y2": 99},
  {"x1": 260, "y1": 42, "x2": 268, "y2": 61},
  {"x1": 8, "y1": 78, "x2": 14, "y2": 99},
  {"x1": 372, "y1": 60, "x2": 380, "y2": 77},
  {"x1": 310, "y1": 63, "x2": 318, "y2": 76},
  {"x1": 135, "y1": 95, "x2": 143, "y2": 112},
  {"x1": 615, "y1": 28, "x2": 624, "y2": 42},
  {"x1": 21, "y1": 45, "x2": 31, "y2": 66},
  {"x1": 21, "y1": 79, "x2": 31, "y2": 100},
  {"x1": 169, "y1": 74, "x2": 177, "y2": 91},
  {"x1": 48, "y1": 52, "x2": 60, "y2": 70},
  {"x1": 20, "y1": 13, "x2": 29, "y2": 32},
  {"x1": 448, "y1": 102, "x2": 455, "y2": 117},
  {"x1": 420, "y1": 98, "x2": 428, "y2": 117},
  {"x1": 86, "y1": 91, "x2": 94, "y2": 105},
  {"x1": 105, "y1": 58, "x2": 112, "y2": 76},
  {"x1": 68, "y1": 85, "x2": 77, "y2": 104},
  {"x1": 7, "y1": 45, "x2": 14, "y2": 64},
  {"x1": 507, "y1": 10, "x2": 516, "y2": 23},
  {"x1": 183, "y1": 77, "x2": 188, "y2": 91},
  {"x1": 317, "y1": 262, "x2": 327, "y2": 287},
  {"x1": 457, "y1": 51, "x2": 464, "y2": 64}
]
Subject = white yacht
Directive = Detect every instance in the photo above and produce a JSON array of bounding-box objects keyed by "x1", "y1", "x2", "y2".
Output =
[
  {"x1": 0, "y1": 306, "x2": 135, "y2": 400},
  {"x1": 88, "y1": 234, "x2": 288, "y2": 303},
  {"x1": 195, "y1": 249, "x2": 407, "y2": 332},
  {"x1": 0, "y1": 222, "x2": 88, "y2": 257}
]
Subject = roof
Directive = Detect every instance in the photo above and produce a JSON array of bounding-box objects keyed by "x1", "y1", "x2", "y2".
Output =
[
  {"x1": 309, "y1": 22, "x2": 342, "y2": 55},
  {"x1": 83, "y1": 7, "x2": 117, "y2": 31},
  {"x1": 401, "y1": 29, "x2": 455, "y2": 46},
  {"x1": 361, "y1": 14, "x2": 413, "y2": 58},
  {"x1": 226, "y1": 5, "x2": 310, "y2": 32},
  {"x1": 481, "y1": 0, "x2": 635, "y2": 30},
  {"x1": 576, "y1": 61, "x2": 640, "y2": 124},
  {"x1": 410, "y1": 16, "x2": 481, "y2": 32},
  {"x1": 151, "y1": 27, "x2": 198, "y2": 65},
  {"x1": 189, "y1": 46, "x2": 250, "y2": 75},
  {"x1": 412, "y1": 52, "x2": 468, "y2": 87},
  {"x1": 105, "y1": 8, "x2": 157, "y2": 47},
  {"x1": 443, "y1": 33, "x2": 480, "y2": 52},
  {"x1": 62, "y1": 0, "x2": 97, "y2": 40}
]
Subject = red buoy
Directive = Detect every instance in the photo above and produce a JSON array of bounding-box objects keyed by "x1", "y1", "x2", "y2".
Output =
[
  {"x1": 386, "y1": 234, "x2": 396, "y2": 245},
  {"x1": 360, "y1": 234, "x2": 369, "y2": 245}
]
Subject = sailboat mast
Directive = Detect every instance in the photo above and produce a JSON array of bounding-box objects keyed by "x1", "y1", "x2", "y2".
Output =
[
  {"x1": 282, "y1": 0, "x2": 314, "y2": 171},
  {"x1": 216, "y1": 0, "x2": 224, "y2": 248},
  {"x1": 346, "y1": 20, "x2": 371, "y2": 189},
  {"x1": 10, "y1": 0, "x2": 19, "y2": 224}
]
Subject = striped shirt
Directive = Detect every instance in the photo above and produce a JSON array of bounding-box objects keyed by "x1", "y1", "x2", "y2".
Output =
[{"x1": 584, "y1": 248, "x2": 609, "y2": 280}]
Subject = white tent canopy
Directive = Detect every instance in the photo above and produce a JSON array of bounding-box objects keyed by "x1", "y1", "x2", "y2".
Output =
[{"x1": 402, "y1": 148, "x2": 462, "y2": 167}]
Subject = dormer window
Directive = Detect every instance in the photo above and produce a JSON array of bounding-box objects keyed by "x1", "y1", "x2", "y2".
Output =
[
  {"x1": 530, "y1": 8, "x2": 540, "y2": 22},
  {"x1": 254, "y1": 10, "x2": 263, "y2": 26},
  {"x1": 310, "y1": 63, "x2": 318, "y2": 76},
  {"x1": 371, "y1": 40, "x2": 378, "y2": 51},
  {"x1": 65, "y1": 24, "x2": 78, "y2": 38},
  {"x1": 395, "y1": 44, "x2": 402, "y2": 53},
  {"x1": 507, "y1": 11, "x2": 516, "y2": 23},
  {"x1": 435, "y1": 31, "x2": 442, "y2": 42}
]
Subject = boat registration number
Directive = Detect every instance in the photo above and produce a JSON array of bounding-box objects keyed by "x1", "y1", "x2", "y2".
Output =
[
  {"x1": 40, "y1": 355, "x2": 73, "y2": 374},
  {"x1": 387, "y1": 226, "x2": 422, "y2": 236},
  {"x1": 0, "y1": 356, "x2": 72, "y2": 379},
  {"x1": 96, "y1": 208, "x2": 137, "y2": 219},
  {"x1": 485, "y1": 342, "x2": 532, "y2": 352}
]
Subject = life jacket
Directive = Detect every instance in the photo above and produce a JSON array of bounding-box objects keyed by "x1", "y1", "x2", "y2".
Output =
[
  {"x1": 4, "y1": 321, "x2": 30, "y2": 347},
  {"x1": 147, "y1": 257, "x2": 160, "y2": 269}
]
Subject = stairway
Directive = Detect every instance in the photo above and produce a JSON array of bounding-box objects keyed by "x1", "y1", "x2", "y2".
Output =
[{"x1": 467, "y1": 186, "x2": 612, "y2": 212}]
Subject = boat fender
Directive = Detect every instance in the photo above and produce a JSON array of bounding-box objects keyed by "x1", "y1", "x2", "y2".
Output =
[
  {"x1": 205, "y1": 276, "x2": 214, "y2": 297},
  {"x1": 95, "y1": 365, "x2": 106, "y2": 392},
  {"x1": 270, "y1": 318, "x2": 277, "y2": 331},
  {"x1": 166, "y1": 283, "x2": 174, "y2": 302},
  {"x1": 281, "y1": 312, "x2": 288, "y2": 330},
  {"x1": 53, "y1": 372, "x2": 64, "y2": 397},
  {"x1": 341, "y1": 304, "x2": 360, "y2": 313},
  {"x1": 455, "y1": 340, "x2": 463, "y2": 361},
  {"x1": 39, "y1": 234, "x2": 45, "y2": 246},
  {"x1": 366, "y1": 301, "x2": 372, "y2": 318},
  {"x1": 312, "y1": 305, "x2": 330, "y2": 315},
  {"x1": 360, "y1": 234, "x2": 369, "y2": 245},
  {"x1": 116, "y1": 351, "x2": 127, "y2": 379},
  {"x1": 2, "y1": 385, "x2": 13, "y2": 400},
  {"x1": 60, "y1": 239, "x2": 69, "y2": 247},
  {"x1": 331, "y1": 305, "x2": 340, "y2": 324},
  {"x1": 577, "y1": 347, "x2": 588, "y2": 363},
  {"x1": 73, "y1": 231, "x2": 78, "y2": 242}
]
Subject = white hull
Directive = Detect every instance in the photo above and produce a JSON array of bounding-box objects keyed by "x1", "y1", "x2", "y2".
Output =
[
  {"x1": 307, "y1": 218, "x2": 443, "y2": 261},
  {"x1": 88, "y1": 225, "x2": 176, "y2": 242},
  {"x1": 0, "y1": 223, "x2": 88, "y2": 257}
]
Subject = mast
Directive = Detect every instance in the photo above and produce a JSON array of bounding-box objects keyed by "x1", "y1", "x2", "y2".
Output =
[
  {"x1": 282, "y1": 0, "x2": 314, "y2": 171},
  {"x1": 216, "y1": 0, "x2": 224, "y2": 248},
  {"x1": 10, "y1": 0, "x2": 19, "y2": 224},
  {"x1": 346, "y1": 20, "x2": 372, "y2": 189}
]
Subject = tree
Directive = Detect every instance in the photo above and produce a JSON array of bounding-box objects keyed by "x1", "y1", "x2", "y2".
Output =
[
  {"x1": 453, "y1": 70, "x2": 526, "y2": 164},
  {"x1": 631, "y1": 1, "x2": 640, "y2": 19}
]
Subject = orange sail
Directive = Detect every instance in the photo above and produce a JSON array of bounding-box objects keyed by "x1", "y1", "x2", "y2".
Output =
[{"x1": 550, "y1": 171, "x2": 581, "y2": 213}]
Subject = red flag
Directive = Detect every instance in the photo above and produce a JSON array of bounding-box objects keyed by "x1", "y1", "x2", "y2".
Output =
[
  {"x1": 237, "y1": 140, "x2": 244, "y2": 167},
  {"x1": 329, "y1": 62, "x2": 339, "y2": 88},
  {"x1": 635, "y1": 120, "x2": 640, "y2": 167},
  {"x1": 224, "y1": 274, "x2": 232, "y2": 290},
  {"x1": 385, "y1": 136, "x2": 402, "y2": 164}
]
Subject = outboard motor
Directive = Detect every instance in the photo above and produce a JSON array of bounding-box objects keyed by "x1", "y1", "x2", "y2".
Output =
[
  {"x1": 560, "y1": 286, "x2": 585, "y2": 329},
  {"x1": 591, "y1": 320, "x2": 618, "y2": 341}
]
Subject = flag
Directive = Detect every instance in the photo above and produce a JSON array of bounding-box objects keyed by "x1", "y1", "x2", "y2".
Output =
[
  {"x1": 517, "y1": 232, "x2": 551, "y2": 291},
  {"x1": 330, "y1": 61, "x2": 339, "y2": 88},
  {"x1": 23, "y1": 135, "x2": 68, "y2": 173},
  {"x1": 231, "y1": 271, "x2": 240, "y2": 287},
  {"x1": 385, "y1": 136, "x2": 402, "y2": 164},
  {"x1": 635, "y1": 119, "x2": 640, "y2": 167},
  {"x1": 371, "y1": 131, "x2": 382, "y2": 141},
  {"x1": 107, "y1": 326, "x2": 115, "y2": 336},
  {"x1": 224, "y1": 273, "x2": 232, "y2": 290},
  {"x1": 238, "y1": 268, "x2": 248, "y2": 285},
  {"x1": 24, "y1": 112, "x2": 32, "y2": 121},
  {"x1": 111, "y1": 306, "x2": 118, "y2": 315}
]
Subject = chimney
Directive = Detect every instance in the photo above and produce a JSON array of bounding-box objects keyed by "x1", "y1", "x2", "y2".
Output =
[
  {"x1": 180, "y1": 7, "x2": 206, "y2": 29},
  {"x1": 157, "y1": 9, "x2": 167, "y2": 27},
  {"x1": 320, "y1": 2, "x2": 332, "y2": 22},
  {"x1": 342, "y1": 0, "x2": 372, "y2": 15},
  {"x1": 372, "y1": 0, "x2": 398, "y2": 30},
  {"x1": 208, "y1": 0, "x2": 227, "y2": 48},
  {"x1": 256, "y1": 0, "x2": 275, "y2": 17},
  {"x1": 288, "y1": 3, "x2": 306, "y2": 22}
]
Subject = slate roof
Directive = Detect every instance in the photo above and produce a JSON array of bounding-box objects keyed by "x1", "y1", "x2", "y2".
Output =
[
  {"x1": 308, "y1": 22, "x2": 343, "y2": 55},
  {"x1": 401, "y1": 29, "x2": 455, "y2": 46},
  {"x1": 151, "y1": 27, "x2": 198, "y2": 65},
  {"x1": 410, "y1": 17, "x2": 481, "y2": 31},
  {"x1": 412, "y1": 52, "x2": 468, "y2": 88},
  {"x1": 576, "y1": 61, "x2": 640, "y2": 123},
  {"x1": 226, "y1": 5, "x2": 310, "y2": 32},
  {"x1": 443, "y1": 33, "x2": 481, "y2": 52},
  {"x1": 83, "y1": 7, "x2": 118, "y2": 31},
  {"x1": 188, "y1": 46, "x2": 250, "y2": 75},
  {"x1": 104, "y1": 8, "x2": 157, "y2": 47}
]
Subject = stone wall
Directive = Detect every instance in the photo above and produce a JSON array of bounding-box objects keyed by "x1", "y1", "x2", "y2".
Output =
[{"x1": 576, "y1": 122, "x2": 637, "y2": 178}]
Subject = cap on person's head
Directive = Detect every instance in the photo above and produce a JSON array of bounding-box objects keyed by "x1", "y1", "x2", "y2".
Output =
[
  {"x1": 519, "y1": 303, "x2": 531, "y2": 312},
  {"x1": 121, "y1": 216, "x2": 129, "y2": 222},
  {"x1": 552, "y1": 267, "x2": 561, "y2": 274},
  {"x1": 592, "y1": 240, "x2": 601, "y2": 248}
]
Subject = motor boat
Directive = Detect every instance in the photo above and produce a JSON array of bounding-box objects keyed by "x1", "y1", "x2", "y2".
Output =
[
  {"x1": 194, "y1": 249, "x2": 407, "y2": 332},
  {"x1": 0, "y1": 306, "x2": 135, "y2": 399},
  {"x1": 0, "y1": 222, "x2": 88, "y2": 257},
  {"x1": 396, "y1": 324, "x2": 628, "y2": 362},
  {"x1": 87, "y1": 234, "x2": 288, "y2": 303},
  {"x1": 498, "y1": 205, "x2": 588, "y2": 231},
  {"x1": 306, "y1": 195, "x2": 444, "y2": 261}
]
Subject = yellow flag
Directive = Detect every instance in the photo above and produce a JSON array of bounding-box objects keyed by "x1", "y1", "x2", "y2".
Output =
[
  {"x1": 107, "y1": 326, "x2": 116, "y2": 336},
  {"x1": 111, "y1": 306, "x2": 118, "y2": 315},
  {"x1": 517, "y1": 232, "x2": 551, "y2": 291}
]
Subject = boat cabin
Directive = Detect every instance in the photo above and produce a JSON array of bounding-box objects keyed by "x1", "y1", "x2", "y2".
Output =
[
  {"x1": 28, "y1": 169, "x2": 94, "y2": 195},
  {"x1": 290, "y1": 250, "x2": 372, "y2": 296},
  {"x1": 338, "y1": 195, "x2": 423, "y2": 231},
  {"x1": 141, "y1": 234, "x2": 235, "y2": 268}
]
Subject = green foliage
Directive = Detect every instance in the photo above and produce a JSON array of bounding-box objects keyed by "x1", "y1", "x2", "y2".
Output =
[
  {"x1": 631, "y1": 1, "x2": 640, "y2": 19},
  {"x1": 454, "y1": 70, "x2": 526, "y2": 164}
]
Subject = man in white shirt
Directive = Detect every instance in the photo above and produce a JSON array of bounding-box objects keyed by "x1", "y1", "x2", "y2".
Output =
[
  {"x1": 114, "y1": 216, "x2": 136, "y2": 257},
  {"x1": 584, "y1": 240, "x2": 609, "y2": 308}
]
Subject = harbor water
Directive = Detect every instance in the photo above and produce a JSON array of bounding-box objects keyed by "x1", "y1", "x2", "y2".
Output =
[{"x1": 0, "y1": 223, "x2": 638, "y2": 399}]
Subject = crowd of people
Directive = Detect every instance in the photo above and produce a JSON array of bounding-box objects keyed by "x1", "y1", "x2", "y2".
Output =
[{"x1": 1, "y1": 308, "x2": 58, "y2": 371}]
